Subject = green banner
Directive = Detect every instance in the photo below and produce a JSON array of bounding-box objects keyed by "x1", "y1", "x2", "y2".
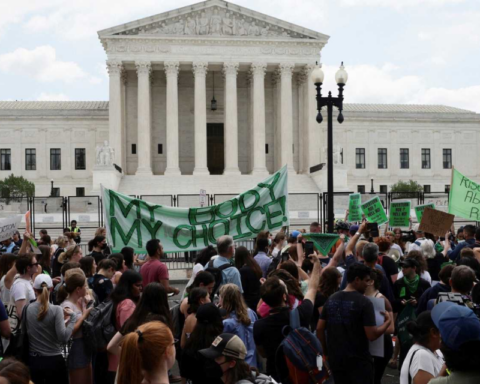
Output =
[
  {"x1": 448, "y1": 168, "x2": 480, "y2": 220},
  {"x1": 361, "y1": 196, "x2": 388, "y2": 225},
  {"x1": 389, "y1": 201, "x2": 411, "y2": 227},
  {"x1": 302, "y1": 233, "x2": 340, "y2": 256},
  {"x1": 102, "y1": 166, "x2": 289, "y2": 253},
  {"x1": 414, "y1": 203, "x2": 435, "y2": 223},
  {"x1": 348, "y1": 193, "x2": 362, "y2": 222}
]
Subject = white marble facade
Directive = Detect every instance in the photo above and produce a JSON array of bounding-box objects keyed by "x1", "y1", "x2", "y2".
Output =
[{"x1": 1, "y1": 0, "x2": 480, "y2": 198}]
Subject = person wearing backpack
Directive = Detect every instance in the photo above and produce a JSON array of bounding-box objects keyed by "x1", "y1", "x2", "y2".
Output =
[
  {"x1": 200, "y1": 333, "x2": 276, "y2": 384},
  {"x1": 253, "y1": 254, "x2": 321, "y2": 381},
  {"x1": 205, "y1": 236, "x2": 243, "y2": 295},
  {"x1": 90, "y1": 259, "x2": 116, "y2": 304}
]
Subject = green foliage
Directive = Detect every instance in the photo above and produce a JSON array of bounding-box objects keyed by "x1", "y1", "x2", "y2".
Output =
[
  {"x1": 0, "y1": 175, "x2": 35, "y2": 203},
  {"x1": 390, "y1": 180, "x2": 423, "y2": 197}
]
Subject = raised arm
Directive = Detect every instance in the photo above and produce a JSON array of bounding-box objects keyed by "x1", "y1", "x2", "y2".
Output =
[
  {"x1": 324, "y1": 240, "x2": 344, "y2": 271},
  {"x1": 346, "y1": 220, "x2": 367, "y2": 257},
  {"x1": 304, "y1": 256, "x2": 322, "y2": 304}
]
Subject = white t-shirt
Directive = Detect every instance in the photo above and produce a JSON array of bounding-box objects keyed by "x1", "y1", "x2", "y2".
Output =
[
  {"x1": 10, "y1": 277, "x2": 35, "y2": 306},
  {"x1": 400, "y1": 344, "x2": 443, "y2": 384},
  {"x1": 397, "y1": 270, "x2": 432, "y2": 285},
  {"x1": 0, "y1": 275, "x2": 11, "y2": 304}
]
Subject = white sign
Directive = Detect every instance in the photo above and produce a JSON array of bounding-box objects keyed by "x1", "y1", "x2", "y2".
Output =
[
  {"x1": 0, "y1": 216, "x2": 22, "y2": 242},
  {"x1": 199, "y1": 189, "x2": 207, "y2": 207}
]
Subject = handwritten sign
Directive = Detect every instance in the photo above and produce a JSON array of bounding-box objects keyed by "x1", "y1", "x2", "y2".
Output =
[
  {"x1": 448, "y1": 168, "x2": 480, "y2": 220},
  {"x1": 389, "y1": 201, "x2": 411, "y2": 227},
  {"x1": 0, "y1": 216, "x2": 22, "y2": 242},
  {"x1": 419, "y1": 207, "x2": 454, "y2": 237}
]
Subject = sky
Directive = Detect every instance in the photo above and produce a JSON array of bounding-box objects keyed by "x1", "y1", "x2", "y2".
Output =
[{"x1": 0, "y1": 0, "x2": 479, "y2": 112}]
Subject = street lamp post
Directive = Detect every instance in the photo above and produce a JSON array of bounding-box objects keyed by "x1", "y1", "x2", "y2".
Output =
[
  {"x1": 311, "y1": 62, "x2": 348, "y2": 233},
  {"x1": 50, "y1": 179, "x2": 54, "y2": 197},
  {"x1": 371, "y1": 179, "x2": 374, "y2": 193}
]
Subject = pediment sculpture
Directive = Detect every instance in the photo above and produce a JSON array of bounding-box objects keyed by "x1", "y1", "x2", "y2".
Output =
[
  {"x1": 118, "y1": 6, "x2": 312, "y2": 39},
  {"x1": 96, "y1": 141, "x2": 115, "y2": 167}
]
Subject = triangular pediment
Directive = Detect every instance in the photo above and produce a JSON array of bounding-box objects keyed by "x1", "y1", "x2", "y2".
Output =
[{"x1": 98, "y1": 0, "x2": 328, "y2": 41}]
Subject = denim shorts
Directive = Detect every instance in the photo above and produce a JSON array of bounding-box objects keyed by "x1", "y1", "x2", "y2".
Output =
[{"x1": 67, "y1": 338, "x2": 91, "y2": 370}]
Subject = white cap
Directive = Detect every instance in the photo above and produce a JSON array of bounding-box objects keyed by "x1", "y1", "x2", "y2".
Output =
[{"x1": 33, "y1": 274, "x2": 53, "y2": 289}]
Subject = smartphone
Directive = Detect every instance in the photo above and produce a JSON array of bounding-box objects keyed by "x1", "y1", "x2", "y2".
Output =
[
  {"x1": 281, "y1": 252, "x2": 289, "y2": 262},
  {"x1": 367, "y1": 222, "x2": 379, "y2": 238},
  {"x1": 304, "y1": 241, "x2": 314, "y2": 257}
]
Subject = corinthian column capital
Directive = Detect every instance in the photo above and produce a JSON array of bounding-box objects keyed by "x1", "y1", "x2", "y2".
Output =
[
  {"x1": 107, "y1": 60, "x2": 123, "y2": 76},
  {"x1": 135, "y1": 61, "x2": 151, "y2": 76},
  {"x1": 192, "y1": 62, "x2": 209, "y2": 77},
  {"x1": 279, "y1": 62, "x2": 295, "y2": 77},
  {"x1": 223, "y1": 62, "x2": 239, "y2": 77},
  {"x1": 164, "y1": 61, "x2": 180, "y2": 76},
  {"x1": 251, "y1": 62, "x2": 267, "y2": 77}
]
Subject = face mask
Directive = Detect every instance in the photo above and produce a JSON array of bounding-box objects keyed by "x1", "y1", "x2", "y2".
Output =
[
  {"x1": 101, "y1": 243, "x2": 107, "y2": 250},
  {"x1": 205, "y1": 359, "x2": 224, "y2": 379}
]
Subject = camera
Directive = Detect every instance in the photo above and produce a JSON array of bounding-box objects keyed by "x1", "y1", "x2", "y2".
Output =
[
  {"x1": 401, "y1": 230, "x2": 416, "y2": 243},
  {"x1": 436, "y1": 292, "x2": 480, "y2": 319}
]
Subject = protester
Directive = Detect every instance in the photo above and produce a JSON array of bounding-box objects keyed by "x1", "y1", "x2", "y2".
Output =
[
  {"x1": 12, "y1": 231, "x2": 22, "y2": 248},
  {"x1": 219, "y1": 284, "x2": 258, "y2": 367},
  {"x1": 0, "y1": 253, "x2": 16, "y2": 305},
  {"x1": 186, "y1": 245, "x2": 217, "y2": 290},
  {"x1": 253, "y1": 238, "x2": 272, "y2": 277},
  {"x1": 51, "y1": 262, "x2": 80, "y2": 305},
  {"x1": 79, "y1": 256, "x2": 96, "y2": 280},
  {"x1": 180, "y1": 303, "x2": 224, "y2": 384},
  {"x1": 87, "y1": 236, "x2": 108, "y2": 264},
  {"x1": 318, "y1": 263, "x2": 392, "y2": 384},
  {"x1": 385, "y1": 230, "x2": 404, "y2": 258},
  {"x1": 397, "y1": 250, "x2": 432, "y2": 284},
  {"x1": 375, "y1": 236, "x2": 399, "y2": 284},
  {"x1": 9, "y1": 254, "x2": 38, "y2": 321},
  {"x1": 57, "y1": 245, "x2": 83, "y2": 265},
  {"x1": 271, "y1": 232, "x2": 286, "y2": 258},
  {"x1": 108, "y1": 253, "x2": 125, "y2": 286},
  {"x1": 393, "y1": 227, "x2": 407, "y2": 253},
  {"x1": 424, "y1": 239, "x2": 449, "y2": 281},
  {"x1": 120, "y1": 247, "x2": 135, "y2": 270},
  {"x1": 181, "y1": 287, "x2": 211, "y2": 348},
  {"x1": 0, "y1": 297, "x2": 10, "y2": 340},
  {"x1": 408, "y1": 225, "x2": 435, "y2": 253},
  {"x1": 90, "y1": 258, "x2": 116, "y2": 303},
  {"x1": 447, "y1": 265, "x2": 476, "y2": 296},
  {"x1": 117, "y1": 321, "x2": 176, "y2": 384},
  {"x1": 51, "y1": 236, "x2": 68, "y2": 278},
  {"x1": 141, "y1": 239, "x2": 179, "y2": 295},
  {"x1": 448, "y1": 224, "x2": 476, "y2": 260},
  {"x1": 0, "y1": 238, "x2": 19, "y2": 254},
  {"x1": 58, "y1": 270, "x2": 93, "y2": 384},
  {"x1": 180, "y1": 271, "x2": 215, "y2": 316},
  {"x1": 234, "y1": 246, "x2": 262, "y2": 311},
  {"x1": 399, "y1": 311, "x2": 443, "y2": 384},
  {"x1": 416, "y1": 264, "x2": 454, "y2": 315},
  {"x1": 24, "y1": 274, "x2": 74, "y2": 384},
  {"x1": 0, "y1": 358, "x2": 32, "y2": 384},
  {"x1": 313, "y1": 267, "x2": 341, "y2": 333},
  {"x1": 206, "y1": 235, "x2": 243, "y2": 292}
]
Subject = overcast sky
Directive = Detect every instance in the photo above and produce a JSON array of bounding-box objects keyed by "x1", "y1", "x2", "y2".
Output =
[{"x1": 0, "y1": 0, "x2": 479, "y2": 112}]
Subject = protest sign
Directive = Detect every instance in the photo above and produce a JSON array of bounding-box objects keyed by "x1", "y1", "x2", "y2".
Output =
[
  {"x1": 302, "y1": 233, "x2": 340, "y2": 256},
  {"x1": 389, "y1": 201, "x2": 411, "y2": 227},
  {"x1": 0, "y1": 216, "x2": 22, "y2": 242},
  {"x1": 361, "y1": 197, "x2": 388, "y2": 225},
  {"x1": 448, "y1": 168, "x2": 480, "y2": 220},
  {"x1": 414, "y1": 203, "x2": 435, "y2": 223},
  {"x1": 103, "y1": 165, "x2": 289, "y2": 253},
  {"x1": 348, "y1": 193, "x2": 362, "y2": 222},
  {"x1": 419, "y1": 207, "x2": 454, "y2": 237},
  {"x1": 25, "y1": 211, "x2": 31, "y2": 234}
]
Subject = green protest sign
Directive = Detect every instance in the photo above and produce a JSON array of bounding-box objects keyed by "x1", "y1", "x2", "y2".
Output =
[
  {"x1": 414, "y1": 204, "x2": 435, "y2": 223},
  {"x1": 389, "y1": 201, "x2": 411, "y2": 227},
  {"x1": 102, "y1": 166, "x2": 289, "y2": 253},
  {"x1": 448, "y1": 168, "x2": 480, "y2": 220},
  {"x1": 361, "y1": 196, "x2": 388, "y2": 225},
  {"x1": 302, "y1": 233, "x2": 340, "y2": 256},
  {"x1": 348, "y1": 193, "x2": 362, "y2": 222}
]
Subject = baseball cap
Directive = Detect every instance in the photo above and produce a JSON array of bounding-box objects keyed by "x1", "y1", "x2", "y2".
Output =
[
  {"x1": 400, "y1": 259, "x2": 420, "y2": 269},
  {"x1": 349, "y1": 225, "x2": 359, "y2": 235},
  {"x1": 199, "y1": 333, "x2": 247, "y2": 360},
  {"x1": 33, "y1": 274, "x2": 53, "y2": 289},
  {"x1": 432, "y1": 301, "x2": 480, "y2": 351},
  {"x1": 290, "y1": 230, "x2": 301, "y2": 239},
  {"x1": 196, "y1": 303, "x2": 223, "y2": 325}
]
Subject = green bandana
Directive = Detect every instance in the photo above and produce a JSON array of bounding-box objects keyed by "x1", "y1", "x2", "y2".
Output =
[
  {"x1": 403, "y1": 274, "x2": 420, "y2": 294},
  {"x1": 435, "y1": 243, "x2": 444, "y2": 253}
]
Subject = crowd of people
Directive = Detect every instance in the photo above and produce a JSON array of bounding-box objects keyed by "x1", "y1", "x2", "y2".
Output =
[{"x1": 0, "y1": 219, "x2": 479, "y2": 384}]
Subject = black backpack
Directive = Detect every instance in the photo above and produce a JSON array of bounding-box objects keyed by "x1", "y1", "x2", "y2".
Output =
[
  {"x1": 205, "y1": 259, "x2": 233, "y2": 296},
  {"x1": 82, "y1": 300, "x2": 116, "y2": 352}
]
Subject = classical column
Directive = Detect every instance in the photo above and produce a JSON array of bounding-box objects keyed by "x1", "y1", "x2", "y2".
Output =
[
  {"x1": 192, "y1": 62, "x2": 209, "y2": 175},
  {"x1": 107, "y1": 60, "x2": 124, "y2": 170},
  {"x1": 223, "y1": 62, "x2": 241, "y2": 175},
  {"x1": 251, "y1": 62, "x2": 269, "y2": 175},
  {"x1": 135, "y1": 61, "x2": 153, "y2": 176},
  {"x1": 279, "y1": 63, "x2": 295, "y2": 171},
  {"x1": 271, "y1": 70, "x2": 281, "y2": 171},
  {"x1": 164, "y1": 61, "x2": 181, "y2": 175}
]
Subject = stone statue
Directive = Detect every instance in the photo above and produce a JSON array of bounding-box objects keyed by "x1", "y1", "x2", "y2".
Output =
[
  {"x1": 210, "y1": 8, "x2": 222, "y2": 35},
  {"x1": 222, "y1": 12, "x2": 234, "y2": 35},
  {"x1": 174, "y1": 19, "x2": 185, "y2": 34},
  {"x1": 235, "y1": 18, "x2": 247, "y2": 36},
  {"x1": 196, "y1": 12, "x2": 210, "y2": 35},
  {"x1": 184, "y1": 17, "x2": 196, "y2": 35},
  {"x1": 333, "y1": 145, "x2": 343, "y2": 165},
  {"x1": 248, "y1": 21, "x2": 260, "y2": 36},
  {"x1": 96, "y1": 141, "x2": 115, "y2": 166}
]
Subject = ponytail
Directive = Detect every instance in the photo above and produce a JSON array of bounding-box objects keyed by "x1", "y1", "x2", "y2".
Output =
[
  {"x1": 36, "y1": 285, "x2": 50, "y2": 321},
  {"x1": 118, "y1": 331, "x2": 143, "y2": 384},
  {"x1": 58, "y1": 245, "x2": 79, "y2": 264}
]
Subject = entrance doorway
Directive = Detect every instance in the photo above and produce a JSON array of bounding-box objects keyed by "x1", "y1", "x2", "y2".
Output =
[{"x1": 207, "y1": 123, "x2": 224, "y2": 175}]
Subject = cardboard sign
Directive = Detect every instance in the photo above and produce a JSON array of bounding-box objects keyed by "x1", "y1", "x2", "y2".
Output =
[
  {"x1": 419, "y1": 207, "x2": 454, "y2": 237},
  {"x1": 415, "y1": 203, "x2": 435, "y2": 223},
  {"x1": 348, "y1": 193, "x2": 362, "y2": 222},
  {"x1": 361, "y1": 196, "x2": 388, "y2": 225},
  {"x1": 389, "y1": 201, "x2": 411, "y2": 227},
  {"x1": 0, "y1": 216, "x2": 22, "y2": 242}
]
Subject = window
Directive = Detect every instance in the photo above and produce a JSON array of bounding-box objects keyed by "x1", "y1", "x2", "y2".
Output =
[
  {"x1": 378, "y1": 148, "x2": 387, "y2": 169},
  {"x1": 424, "y1": 185, "x2": 431, "y2": 193},
  {"x1": 50, "y1": 149, "x2": 61, "y2": 170},
  {"x1": 355, "y1": 148, "x2": 365, "y2": 169},
  {"x1": 265, "y1": 144, "x2": 269, "y2": 154},
  {"x1": 75, "y1": 148, "x2": 86, "y2": 170},
  {"x1": 132, "y1": 144, "x2": 137, "y2": 154},
  {"x1": 52, "y1": 188, "x2": 60, "y2": 197},
  {"x1": 25, "y1": 149, "x2": 36, "y2": 170},
  {"x1": 421, "y1": 149, "x2": 431, "y2": 169},
  {"x1": 400, "y1": 148, "x2": 409, "y2": 169},
  {"x1": 357, "y1": 185, "x2": 365, "y2": 194},
  {"x1": 76, "y1": 187, "x2": 85, "y2": 197},
  {"x1": 157, "y1": 144, "x2": 163, "y2": 154},
  {"x1": 1, "y1": 149, "x2": 11, "y2": 171},
  {"x1": 443, "y1": 149, "x2": 452, "y2": 169},
  {"x1": 380, "y1": 185, "x2": 388, "y2": 193}
]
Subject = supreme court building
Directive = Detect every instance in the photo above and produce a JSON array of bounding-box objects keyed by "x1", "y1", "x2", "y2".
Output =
[{"x1": 1, "y1": 0, "x2": 480, "y2": 201}]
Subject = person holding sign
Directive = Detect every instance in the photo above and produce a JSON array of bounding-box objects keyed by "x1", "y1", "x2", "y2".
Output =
[
  {"x1": 447, "y1": 224, "x2": 476, "y2": 261},
  {"x1": 408, "y1": 225, "x2": 434, "y2": 254}
]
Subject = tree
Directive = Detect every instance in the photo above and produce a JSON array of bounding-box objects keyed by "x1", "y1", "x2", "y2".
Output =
[
  {"x1": 0, "y1": 175, "x2": 35, "y2": 204},
  {"x1": 390, "y1": 180, "x2": 423, "y2": 198}
]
